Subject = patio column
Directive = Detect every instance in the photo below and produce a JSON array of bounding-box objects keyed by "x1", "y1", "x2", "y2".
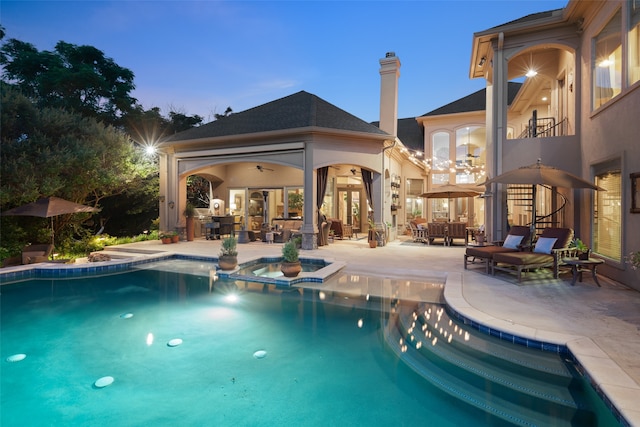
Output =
[
  {"x1": 486, "y1": 33, "x2": 509, "y2": 241},
  {"x1": 300, "y1": 143, "x2": 318, "y2": 250}
]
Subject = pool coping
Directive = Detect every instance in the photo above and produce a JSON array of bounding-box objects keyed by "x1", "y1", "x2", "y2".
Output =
[
  {"x1": 444, "y1": 272, "x2": 638, "y2": 427},
  {"x1": 0, "y1": 253, "x2": 346, "y2": 286}
]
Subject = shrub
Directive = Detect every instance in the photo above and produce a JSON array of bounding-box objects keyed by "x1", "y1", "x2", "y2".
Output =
[
  {"x1": 220, "y1": 237, "x2": 238, "y2": 257},
  {"x1": 282, "y1": 240, "x2": 299, "y2": 263}
]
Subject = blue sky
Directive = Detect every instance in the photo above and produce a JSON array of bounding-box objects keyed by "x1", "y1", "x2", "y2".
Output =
[{"x1": 2, "y1": 0, "x2": 567, "y2": 123}]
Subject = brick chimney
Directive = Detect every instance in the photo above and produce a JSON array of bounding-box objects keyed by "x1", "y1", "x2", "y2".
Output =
[{"x1": 379, "y1": 51, "x2": 400, "y2": 136}]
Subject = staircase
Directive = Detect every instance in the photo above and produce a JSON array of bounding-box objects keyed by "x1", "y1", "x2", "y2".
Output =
[
  {"x1": 507, "y1": 185, "x2": 568, "y2": 238},
  {"x1": 384, "y1": 301, "x2": 598, "y2": 426}
]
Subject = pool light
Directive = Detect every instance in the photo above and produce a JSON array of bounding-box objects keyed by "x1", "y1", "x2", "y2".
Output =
[{"x1": 225, "y1": 294, "x2": 239, "y2": 303}]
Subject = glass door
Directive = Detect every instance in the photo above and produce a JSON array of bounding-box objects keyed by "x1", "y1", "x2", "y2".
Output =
[{"x1": 337, "y1": 189, "x2": 362, "y2": 232}]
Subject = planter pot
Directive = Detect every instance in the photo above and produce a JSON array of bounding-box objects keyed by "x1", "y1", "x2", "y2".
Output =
[
  {"x1": 186, "y1": 217, "x2": 195, "y2": 241},
  {"x1": 368, "y1": 229, "x2": 378, "y2": 248},
  {"x1": 578, "y1": 250, "x2": 590, "y2": 260},
  {"x1": 218, "y1": 255, "x2": 238, "y2": 270},
  {"x1": 281, "y1": 261, "x2": 302, "y2": 277},
  {"x1": 161, "y1": 237, "x2": 172, "y2": 244},
  {"x1": 172, "y1": 235, "x2": 180, "y2": 243}
]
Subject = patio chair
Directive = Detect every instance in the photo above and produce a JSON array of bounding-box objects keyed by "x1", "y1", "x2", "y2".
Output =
[
  {"x1": 427, "y1": 222, "x2": 447, "y2": 245},
  {"x1": 22, "y1": 244, "x2": 54, "y2": 264},
  {"x1": 408, "y1": 220, "x2": 428, "y2": 243},
  {"x1": 464, "y1": 225, "x2": 531, "y2": 273},
  {"x1": 447, "y1": 222, "x2": 467, "y2": 246},
  {"x1": 491, "y1": 227, "x2": 574, "y2": 282},
  {"x1": 328, "y1": 218, "x2": 353, "y2": 239}
]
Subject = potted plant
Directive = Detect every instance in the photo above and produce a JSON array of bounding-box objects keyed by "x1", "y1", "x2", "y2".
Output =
[
  {"x1": 281, "y1": 240, "x2": 301, "y2": 277},
  {"x1": 288, "y1": 193, "x2": 304, "y2": 217},
  {"x1": 160, "y1": 232, "x2": 174, "y2": 244},
  {"x1": 218, "y1": 236, "x2": 238, "y2": 270},
  {"x1": 183, "y1": 202, "x2": 197, "y2": 241},
  {"x1": 367, "y1": 218, "x2": 378, "y2": 248},
  {"x1": 625, "y1": 250, "x2": 640, "y2": 271},
  {"x1": 571, "y1": 238, "x2": 590, "y2": 260}
]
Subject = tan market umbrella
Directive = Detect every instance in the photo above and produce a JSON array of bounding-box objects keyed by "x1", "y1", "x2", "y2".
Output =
[
  {"x1": 483, "y1": 159, "x2": 604, "y2": 232},
  {"x1": 420, "y1": 184, "x2": 481, "y2": 221},
  {"x1": 2, "y1": 197, "x2": 100, "y2": 246}
]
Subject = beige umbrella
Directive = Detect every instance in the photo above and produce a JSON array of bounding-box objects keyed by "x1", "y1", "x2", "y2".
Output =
[
  {"x1": 483, "y1": 159, "x2": 604, "y2": 231},
  {"x1": 2, "y1": 197, "x2": 100, "y2": 246},
  {"x1": 420, "y1": 184, "x2": 481, "y2": 221}
]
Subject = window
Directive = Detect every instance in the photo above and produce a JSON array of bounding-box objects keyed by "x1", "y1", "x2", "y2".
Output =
[
  {"x1": 455, "y1": 126, "x2": 485, "y2": 184},
  {"x1": 405, "y1": 178, "x2": 424, "y2": 222},
  {"x1": 593, "y1": 10, "x2": 622, "y2": 109},
  {"x1": 629, "y1": 0, "x2": 640, "y2": 85},
  {"x1": 431, "y1": 132, "x2": 450, "y2": 171},
  {"x1": 594, "y1": 165, "x2": 622, "y2": 261}
]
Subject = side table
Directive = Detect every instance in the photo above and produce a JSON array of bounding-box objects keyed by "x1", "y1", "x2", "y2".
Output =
[{"x1": 565, "y1": 258, "x2": 604, "y2": 287}]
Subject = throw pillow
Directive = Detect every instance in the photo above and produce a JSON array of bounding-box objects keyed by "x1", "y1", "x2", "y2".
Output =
[
  {"x1": 502, "y1": 234, "x2": 524, "y2": 249},
  {"x1": 533, "y1": 237, "x2": 558, "y2": 254}
]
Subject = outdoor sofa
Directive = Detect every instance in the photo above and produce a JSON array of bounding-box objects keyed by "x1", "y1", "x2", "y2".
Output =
[{"x1": 22, "y1": 244, "x2": 54, "y2": 264}]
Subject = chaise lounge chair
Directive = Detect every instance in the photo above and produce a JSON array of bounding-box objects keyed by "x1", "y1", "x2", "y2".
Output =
[
  {"x1": 464, "y1": 226, "x2": 531, "y2": 273},
  {"x1": 491, "y1": 227, "x2": 574, "y2": 282},
  {"x1": 22, "y1": 244, "x2": 54, "y2": 265}
]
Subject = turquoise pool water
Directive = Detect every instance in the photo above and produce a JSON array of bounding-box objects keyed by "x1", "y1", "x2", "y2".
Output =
[{"x1": 1, "y1": 260, "x2": 619, "y2": 426}]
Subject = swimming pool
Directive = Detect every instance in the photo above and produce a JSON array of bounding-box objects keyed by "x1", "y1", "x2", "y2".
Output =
[{"x1": 1, "y1": 260, "x2": 619, "y2": 426}]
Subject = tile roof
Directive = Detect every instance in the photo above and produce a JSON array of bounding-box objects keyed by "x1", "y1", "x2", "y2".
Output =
[
  {"x1": 162, "y1": 90, "x2": 388, "y2": 143},
  {"x1": 420, "y1": 82, "x2": 522, "y2": 117}
]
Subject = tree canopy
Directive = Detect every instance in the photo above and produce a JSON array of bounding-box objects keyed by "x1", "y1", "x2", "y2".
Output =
[{"x1": 0, "y1": 39, "x2": 137, "y2": 127}]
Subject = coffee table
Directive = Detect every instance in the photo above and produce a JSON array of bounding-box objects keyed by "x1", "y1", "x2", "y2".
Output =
[{"x1": 565, "y1": 258, "x2": 604, "y2": 287}]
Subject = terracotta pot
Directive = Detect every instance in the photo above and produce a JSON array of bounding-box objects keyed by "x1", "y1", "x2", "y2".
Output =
[
  {"x1": 186, "y1": 217, "x2": 195, "y2": 241},
  {"x1": 161, "y1": 237, "x2": 172, "y2": 244},
  {"x1": 172, "y1": 234, "x2": 180, "y2": 243},
  {"x1": 281, "y1": 261, "x2": 302, "y2": 277},
  {"x1": 368, "y1": 239, "x2": 377, "y2": 248},
  {"x1": 578, "y1": 250, "x2": 590, "y2": 260},
  {"x1": 218, "y1": 255, "x2": 238, "y2": 270}
]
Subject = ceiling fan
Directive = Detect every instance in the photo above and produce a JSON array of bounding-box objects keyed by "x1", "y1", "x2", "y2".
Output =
[{"x1": 254, "y1": 165, "x2": 274, "y2": 172}]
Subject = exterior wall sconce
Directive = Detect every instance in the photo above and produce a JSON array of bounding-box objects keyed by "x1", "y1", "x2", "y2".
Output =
[
  {"x1": 159, "y1": 196, "x2": 165, "y2": 203},
  {"x1": 168, "y1": 201, "x2": 175, "y2": 209},
  {"x1": 478, "y1": 56, "x2": 486, "y2": 67}
]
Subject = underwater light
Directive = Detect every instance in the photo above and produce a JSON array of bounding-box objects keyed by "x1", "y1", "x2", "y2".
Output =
[
  {"x1": 225, "y1": 294, "x2": 238, "y2": 303},
  {"x1": 146, "y1": 333, "x2": 154, "y2": 346}
]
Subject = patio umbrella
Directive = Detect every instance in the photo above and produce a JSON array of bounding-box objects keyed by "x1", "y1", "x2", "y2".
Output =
[
  {"x1": 483, "y1": 159, "x2": 604, "y2": 232},
  {"x1": 420, "y1": 184, "x2": 481, "y2": 221},
  {"x1": 2, "y1": 197, "x2": 100, "y2": 246}
]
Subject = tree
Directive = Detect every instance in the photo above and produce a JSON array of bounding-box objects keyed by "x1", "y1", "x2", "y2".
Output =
[
  {"x1": 0, "y1": 39, "x2": 137, "y2": 127},
  {"x1": 0, "y1": 85, "x2": 155, "y2": 246}
]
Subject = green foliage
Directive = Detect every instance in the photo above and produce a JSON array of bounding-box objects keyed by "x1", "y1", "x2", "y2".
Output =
[
  {"x1": 220, "y1": 237, "x2": 238, "y2": 257},
  {"x1": 282, "y1": 240, "x2": 299, "y2": 263},
  {"x1": 570, "y1": 238, "x2": 589, "y2": 252},
  {"x1": 288, "y1": 192, "x2": 304, "y2": 212},
  {"x1": 183, "y1": 202, "x2": 196, "y2": 218},
  {"x1": 186, "y1": 175, "x2": 211, "y2": 208},
  {"x1": 0, "y1": 39, "x2": 136, "y2": 127},
  {"x1": 159, "y1": 231, "x2": 178, "y2": 239},
  {"x1": 626, "y1": 251, "x2": 640, "y2": 270}
]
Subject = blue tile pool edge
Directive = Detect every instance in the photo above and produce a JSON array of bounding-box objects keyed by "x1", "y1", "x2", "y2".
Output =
[{"x1": 0, "y1": 254, "x2": 343, "y2": 288}]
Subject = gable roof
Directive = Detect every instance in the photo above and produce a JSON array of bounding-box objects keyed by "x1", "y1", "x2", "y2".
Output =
[
  {"x1": 162, "y1": 90, "x2": 388, "y2": 143},
  {"x1": 420, "y1": 82, "x2": 522, "y2": 117}
]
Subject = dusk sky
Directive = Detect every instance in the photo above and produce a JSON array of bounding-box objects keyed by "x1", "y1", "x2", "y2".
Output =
[{"x1": 2, "y1": 0, "x2": 567, "y2": 124}]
